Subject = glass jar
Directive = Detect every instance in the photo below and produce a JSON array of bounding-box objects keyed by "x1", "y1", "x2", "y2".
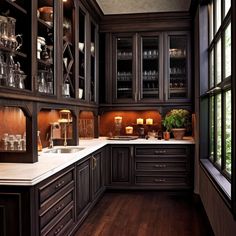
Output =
[
  {"x1": 38, "y1": 71, "x2": 46, "y2": 93},
  {"x1": 0, "y1": 16, "x2": 8, "y2": 47}
]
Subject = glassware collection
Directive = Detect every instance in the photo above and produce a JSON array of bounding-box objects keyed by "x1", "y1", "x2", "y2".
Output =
[
  {"x1": 36, "y1": 1, "x2": 54, "y2": 95},
  {"x1": 1, "y1": 132, "x2": 26, "y2": 151},
  {"x1": 0, "y1": 14, "x2": 26, "y2": 89}
]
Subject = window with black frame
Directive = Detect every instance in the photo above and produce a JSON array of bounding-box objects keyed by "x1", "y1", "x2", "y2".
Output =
[{"x1": 208, "y1": 0, "x2": 231, "y2": 179}]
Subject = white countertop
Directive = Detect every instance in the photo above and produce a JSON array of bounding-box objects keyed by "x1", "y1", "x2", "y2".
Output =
[{"x1": 0, "y1": 137, "x2": 194, "y2": 186}]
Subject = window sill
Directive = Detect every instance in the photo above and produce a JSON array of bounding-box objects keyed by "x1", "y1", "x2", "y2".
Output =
[{"x1": 200, "y1": 159, "x2": 231, "y2": 201}]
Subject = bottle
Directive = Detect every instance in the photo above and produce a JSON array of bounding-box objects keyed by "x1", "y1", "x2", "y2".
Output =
[{"x1": 37, "y1": 131, "x2": 42, "y2": 152}]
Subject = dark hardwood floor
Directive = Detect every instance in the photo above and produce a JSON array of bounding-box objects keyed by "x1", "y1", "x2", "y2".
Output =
[{"x1": 74, "y1": 191, "x2": 214, "y2": 236}]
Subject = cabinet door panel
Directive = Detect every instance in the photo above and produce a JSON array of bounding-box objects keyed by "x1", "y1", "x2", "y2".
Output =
[
  {"x1": 140, "y1": 35, "x2": 161, "y2": 101},
  {"x1": 111, "y1": 146, "x2": 131, "y2": 184},
  {"x1": 76, "y1": 159, "x2": 91, "y2": 216},
  {"x1": 113, "y1": 35, "x2": 135, "y2": 102},
  {"x1": 92, "y1": 152, "x2": 102, "y2": 198},
  {"x1": 166, "y1": 33, "x2": 191, "y2": 101}
]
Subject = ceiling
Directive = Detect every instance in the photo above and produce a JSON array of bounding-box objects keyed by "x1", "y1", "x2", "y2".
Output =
[{"x1": 95, "y1": 0, "x2": 192, "y2": 15}]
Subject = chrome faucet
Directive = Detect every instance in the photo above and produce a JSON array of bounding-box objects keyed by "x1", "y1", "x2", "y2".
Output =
[
  {"x1": 48, "y1": 125, "x2": 54, "y2": 148},
  {"x1": 63, "y1": 123, "x2": 67, "y2": 146}
]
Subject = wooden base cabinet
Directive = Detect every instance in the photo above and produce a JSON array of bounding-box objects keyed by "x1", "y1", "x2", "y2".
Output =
[
  {"x1": 134, "y1": 145, "x2": 193, "y2": 189},
  {"x1": 37, "y1": 166, "x2": 76, "y2": 236},
  {"x1": 92, "y1": 150, "x2": 106, "y2": 200},
  {"x1": 109, "y1": 145, "x2": 133, "y2": 186},
  {"x1": 0, "y1": 187, "x2": 35, "y2": 236}
]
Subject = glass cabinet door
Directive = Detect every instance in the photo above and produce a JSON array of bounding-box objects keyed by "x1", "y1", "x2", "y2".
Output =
[
  {"x1": 167, "y1": 34, "x2": 189, "y2": 100},
  {"x1": 78, "y1": 8, "x2": 85, "y2": 100},
  {"x1": 37, "y1": 0, "x2": 55, "y2": 95},
  {"x1": 62, "y1": 0, "x2": 75, "y2": 98},
  {"x1": 90, "y1": 21, "x2": 96, "y2": 103},
  {"x1": 0, "y1": 0, "x2": 31, "y2": 91},
  {"x1": 115, "y1": 37, "x2": 133, "y2": 100},
  {"x1": 141, "y1": 36, "x2": 160, "y2": 100}
]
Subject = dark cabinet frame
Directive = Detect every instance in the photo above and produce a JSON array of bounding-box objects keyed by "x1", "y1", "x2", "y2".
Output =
[{"x1": 109, "y1": 31, "x2": 192, "y2": 105}]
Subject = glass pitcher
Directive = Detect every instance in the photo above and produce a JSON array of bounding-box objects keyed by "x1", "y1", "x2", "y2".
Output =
[{"x1": 7, "y1": 17, "x2": 22, "y2": 50}]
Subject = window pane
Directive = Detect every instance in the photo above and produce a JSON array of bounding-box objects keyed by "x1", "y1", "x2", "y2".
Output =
[
  {"x1": 224, "y1": 23, "x2": 231, "y2": 78},
  {"x1": 225, "y1": 90, "x2": 231, "y2": 174},
  {"x1": 209, "y1": 2, "x2": 214, "y2": 43},
  {"x1": 215, "y1": 0, "x2": 221, "y2": 33},
  {"x1": 209, "y1": 49, "x2": 214, "y2": 88},
  {"x1": 216, "y1": 94, "x2": 222, "y2": 166},
  {"x1": 216, "y1": 39, "x2": 221, "y2": 84},
  {"x1": 224, "y1": 0, "x2": 231, "y2": 17},
  {"x1": 209, "y1": 96, "x2": 215, "y2": 161}
]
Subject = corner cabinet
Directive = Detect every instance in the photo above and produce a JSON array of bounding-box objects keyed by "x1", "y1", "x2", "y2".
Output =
[{"x1": 110, "y1": 31, "x2": 191, "y2": 104}]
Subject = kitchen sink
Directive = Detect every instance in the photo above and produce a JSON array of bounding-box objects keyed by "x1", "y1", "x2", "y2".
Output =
[
  {"x1": 43, "y1": 146, "x2": 85, "y2": 154},
  {"x1": 107, "y1": 136, "x2": 139, "y2": 140}
]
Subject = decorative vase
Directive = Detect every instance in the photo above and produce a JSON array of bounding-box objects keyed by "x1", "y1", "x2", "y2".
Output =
[
  {"x1": 163, "y1": 131, "x2": 170, "y2": 140},
  {"x1": 172, "y1": 128, "x2": 186, "y2": 140}
]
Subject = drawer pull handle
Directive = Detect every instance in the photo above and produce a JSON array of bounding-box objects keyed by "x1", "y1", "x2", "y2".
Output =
[
  {"x1": 154, "y1": 164, "x2": 167, "y2": 168},
  {"x1": 55, "y1": 180, "x2": 65, "y2": 189},
  {"x1": 154, "y1": 178, "x2": 166, "y2": 182},
  {"x1": 154, "y1": 150, "x2": 166, "y2": 154},
  {"x1": 54, "y1": 224, "x2": 64, "y2": 235},
  {"x1": 54, "y1": 203, "x2": 65, "y2": 214},
  {"x1": 92, "y1": 156, "x2": 97, "y2": 170}
]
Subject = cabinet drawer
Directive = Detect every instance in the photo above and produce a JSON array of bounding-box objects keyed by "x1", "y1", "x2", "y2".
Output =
[
  {"x1": 40, "y1": 190, "x2": 74, "y2": 230},
  {"x1": 39, "y1": 169, "x2": 74, "y2": 204},
  {"x1": 41, "y1": 204, "x2": 74, "y2": 236},
  {"x1": 135, "y1": 146, "x2": 187, "y2": 156},
  {"x1": 135, "y1": 175, "x2": 189, "y2": 186},
  {"x1": 135, "y1": 162, "x2": 187, "y2": 172}
]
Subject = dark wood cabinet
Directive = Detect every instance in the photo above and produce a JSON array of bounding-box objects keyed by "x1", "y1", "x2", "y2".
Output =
[
  {"x1": 134, "y1": 145, "x2": 193, "y2": 189},
  {"x1": 0, "y1": 187, "x2": 34, "y2": 236},
  {"x1": 92, "y1": 149, "x2": 105, "y2": 200},
  {"x1": 37, "y1": 165, "x2": 76, "y2": 236},
  {"x1": 0, "y1": 143, "x2": 194, "y2": 235},
  {"x1": 165, "y1": 32, "x2": 191, "y2": 102},
  {"x1": 105, "y1": 31, "x2": 191, "y2": 105},
  {"x1": 76, "y1": 157, "x2": 91, "y2": 219},
  {"x1": 110, "y1": 145, "x2": 133, "y2": 186}
]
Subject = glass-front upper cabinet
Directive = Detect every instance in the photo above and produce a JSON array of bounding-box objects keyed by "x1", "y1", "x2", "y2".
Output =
[
  {"x1": 90, "y1": 20, "x2": 97, "y2": 103},
  {"x1": 36, "y1": 0, "x2": 55, "y2": 95},
  {"x1": 0, "y1": 0, "x2": 31, "y2": 91},
  {"x1": 62, "y1": 0, "x2": 75, "y2": 98},
  {"x1": 167, "y1": 33, "x2": 190, "y2": 101},
  {"x1": 140, "y1": 34, "x2": 161, "y2": 101},
  {"x1": 78, "y1": 8, "x2": 86, "y2": 101},
  {"x1": 114, "y1": 35, "x2": 134, "y2": 101}
]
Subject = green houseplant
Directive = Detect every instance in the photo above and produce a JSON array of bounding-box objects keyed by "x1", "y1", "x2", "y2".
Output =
[{"x1": 162, "y1": 109, "x2": 191, "y2": 140}]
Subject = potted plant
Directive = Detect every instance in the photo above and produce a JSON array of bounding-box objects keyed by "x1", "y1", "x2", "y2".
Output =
[
  {"x1": 162, "y1": 109, "x2": 191, "y2": 140},
  {"x1": 162, "y1": 115, "x2": 172, "y2": 140}
]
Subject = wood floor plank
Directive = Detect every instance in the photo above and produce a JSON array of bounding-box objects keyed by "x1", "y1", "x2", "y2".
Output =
[{"x1": 74, "y1": 191, "x2": 214, "y2": 236}]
